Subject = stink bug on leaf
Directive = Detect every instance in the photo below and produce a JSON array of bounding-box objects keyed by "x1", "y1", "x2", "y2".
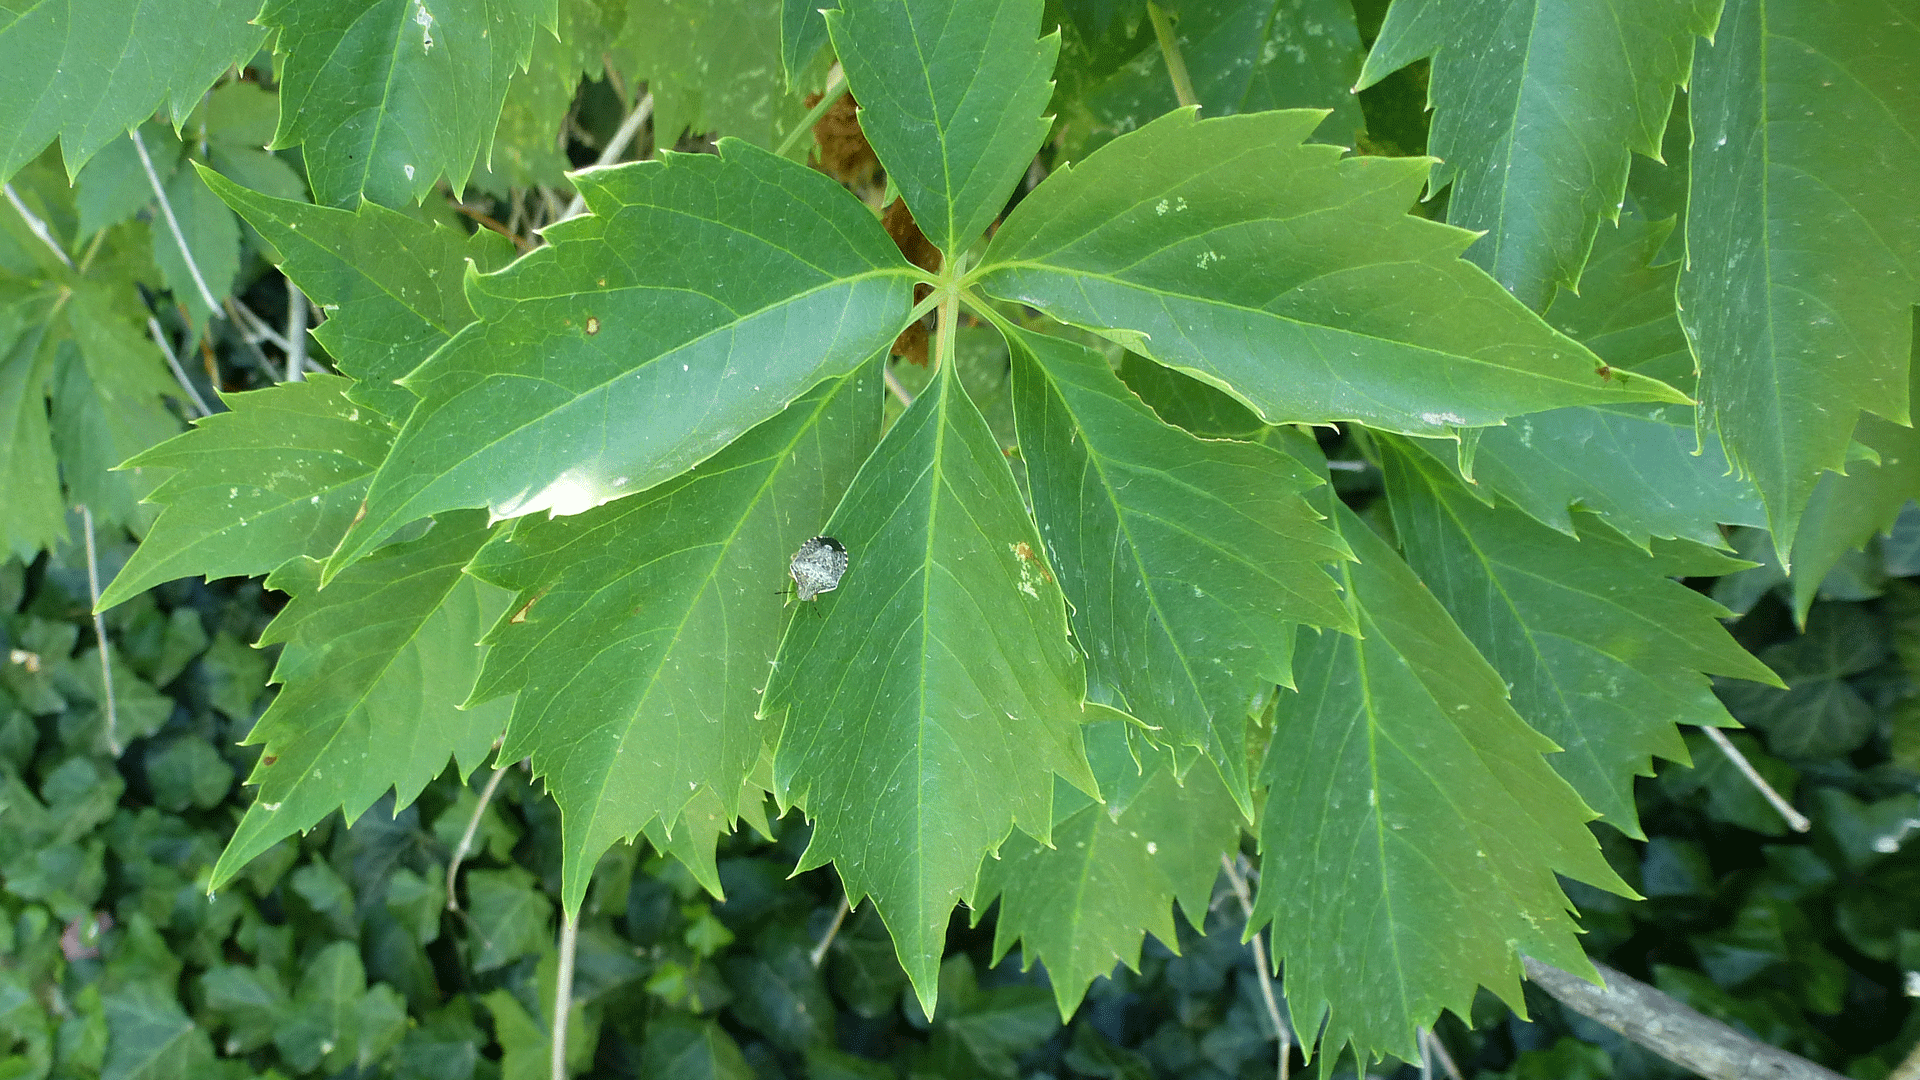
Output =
[{"x1": 788, "y1": 536, "x2": 848, "y2": 602}]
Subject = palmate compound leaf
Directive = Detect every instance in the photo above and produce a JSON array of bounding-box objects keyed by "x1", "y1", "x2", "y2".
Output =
[
  {"x1": 465, "y1": 366, "x2": 881, "y2": 911},
  {"x1": 976, "y1": 109, "x2": 1689, "y2": 438},
  {"x1": 1356, "y1": 0, "x2": 1714, "y2": 311},
  {"x1": 1681, "y1": 0, "x2": 1920, "y2": 558},
  {"x1": 0, "y1": 0, "x2": 266, "y2": 188},
  {"x1": 201, "y1": 166, "x2": 517, "y2": 421},
  {"x1": 1378, "y1": 436, "x2": 1781, "y2": 837},
  {"x1": 98, "y1": 375, "x2": 394, "y2": 610},
  {"x1": 761, "y1": 361, "x2": 1097, "y2": 1015},
  {"x1": 262, "y1": 0, "x2": 547, "y2": 207},
  {"x1": 1252, "y1": 497, "x2": 1632, "y2": 1066},
  {"x1": 1005, "y1": 325, "x2": 1351, "y2": 806},
  {"x1": 825, "y1": 0, "x2": 1059, "y2": 256},
  {"x1": 210, "y1": 511, "x2": 513, "y2": 889},
  {"x1": 973, "y1": 718, "x2": 1241, "y2": 1018},
  {"x1": 327, "y1": 140, "x2": 920, "y2": 581}
]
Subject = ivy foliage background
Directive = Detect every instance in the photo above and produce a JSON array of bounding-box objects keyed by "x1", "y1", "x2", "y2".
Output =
[{"x1": 0, "y1": 0, "x2": 1916, "y2": 1076}]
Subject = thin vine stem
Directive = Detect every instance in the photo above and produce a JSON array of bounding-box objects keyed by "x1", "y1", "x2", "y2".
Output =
[
  {"x1": 131, "y1": 129, "x2": 224, "y2": 314},
  {"x1": 79, "y1": 505, "x2": 120, "y2": 756},
  {"x1": 773, "y1": 65, "x2": 848, "y2": 160},
  {"x1": 285, "y1": 283, "x2": 309, "y2": 382},
  {"x1": 446, "y1": 763, "x2": 511, "y2": 912},
  {"x1": 1147, "y1": 2, "x2": 1200, "y2": 110},
  {"x1": 809, "y1": 894, "x2": 852, "y2": 968},
  {"x1": 551, "y1": 909, "x2": 578, "y2": 1080},
  {"x1": 1220, "y1": 852, "x2": 1290, "y2": 1080},
  {"x1": 148, "y1": 317, "x2": 213, "y2": 418},
  {"x1": 560, "y1": 91, "x2": 655, "y2": 220},
  {"x1": 1701, "y1": 725, "x2": 1811, "y2": 832},
  {"x1": 4, "y1": 183, "x2": 74, "y2": 269}
]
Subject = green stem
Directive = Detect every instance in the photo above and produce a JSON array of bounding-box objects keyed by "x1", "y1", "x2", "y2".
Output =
[
  {"x1": 931, "y1": 267, "x2": 961, "y2": 379},
  {"x1": 774, "y1": 66, "x2": 847, "y2": 160},
  {"x1": 1147, "y1": 2, "x2": 1199, "y2": 111}
]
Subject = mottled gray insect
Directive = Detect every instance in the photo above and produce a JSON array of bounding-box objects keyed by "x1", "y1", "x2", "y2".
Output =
[{"x1": 788, "y1": 536, "x2": 848, "y2": 601}]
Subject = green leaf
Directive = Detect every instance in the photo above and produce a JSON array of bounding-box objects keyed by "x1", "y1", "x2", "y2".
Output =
[
  {"x1": 1421, "y1": 405, "x2": 1766, "y2": 552},
  {"x1": 468, "y1": 368, "x2": 880, "y2": 911},
  {"x1": 1406, "y1": 211, "x2": 1764, "y2": 549},
  {"x1": 330, "y1": 141, "x2": 917, "y2": 578},
  {"x1": 1379, "y1": 437, "x2": 1778, "y2": 837},
  {"x1": 144, "y1": 736, "x2": 235, "y2": 812},
  {"x1": 1787, "y1": 404, "x2": 1920, "y2": 624},
  {"x1": 1251, "y1": 499, "x2": 1629, "y2": 1066},
  {"x1": 200, "y1": 166, "x2": 516, "y2": 420},
  {"x1": 273, "y1": 940, "x2": 367, "y2": 1073},
  {"x1": 978, "y1": 109, "x2": 1688, "y2": 437},
  {"x1": 150, "y1": 163, "x2": 238, "y2": 333},
  {"x1": 49, "y1": 286, "x2": 182, "y2": 530},
  {"x1": 1720, "y1": 604, "x2": 1885, "y2": 760},
  {"x1": 643, "y1": 780, "x2": 768, "y2": 899},
  {"x1": 1006, "y1": 326, "x2": 1349, "y2": 802},
  {"x1": 638, "y1": 1017, "x2": 754, "y2": 1080},
  {"x1": 100, "y1": 984, "x2": 215, "y2": 1080},
  {"x1": 262, "y1": 0, "x2": 548, "y2": 207},
  {"x1": 974, "y1": 720, "x2": 1240, "y2": 1017},
  {"x1": 0, "y1": 0, "x2": 266, "y2": 188},
  {"x1": 762, "y1": 363, "x2": 1096, "y2": 1015},
  {"x1": 1055, "y1": 0, "x2": 1365, "y2": 159},
  {"x1": 198, "y1": 965, "x2": 291, "y2": 1056},
  {"x1": 921, "y1": 954, "x2": 1060, "y2": 1075},
  {"x1": 464, "y1": 867, "x2": 554, "y2": 972},
  {"x1": 0, "y1": 298, "x2": 64, "y2": 559},
  {"x1": 99, "y1": 375, "x2": 395, "y2": 610},
  {"x1": 616, "y1": 0, "x2": 811, "y2": 149},
  {"x1": 75, "y1": 125, "x2": 177, "y2": 242},
  {"x1": 210, "y1": 511, "x2": 513, "y2": 889},
  {"x1": 826, "y1": 0, "x2": 1059, "y2": 255},
  {"x1": 1679, "y1": 0, "x2": 1920, "y2": 555},
  {"x1": 1356, "y1": 0, "x2": 1714, "y2": 310},
  {"x1": 780, "y1": 0, "x2": 831, "y2": 86},
  {"x1": 1544, "y1": 210, "x2": 1694, "y2": 381}
]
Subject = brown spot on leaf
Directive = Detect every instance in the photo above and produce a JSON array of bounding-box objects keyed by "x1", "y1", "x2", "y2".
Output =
[
  {"x1": 261, "y1": 755, "x2": 278, "y2": 767},
  {"x1": 1595, "y1": 365, "x2": 1612, "y2": 382},
  {"x1": 509, "y1": 587, "x2": 550, "y2": 625},
  {"x1": 586, "y1": 316, "x2": 600, "y2": 335}
]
